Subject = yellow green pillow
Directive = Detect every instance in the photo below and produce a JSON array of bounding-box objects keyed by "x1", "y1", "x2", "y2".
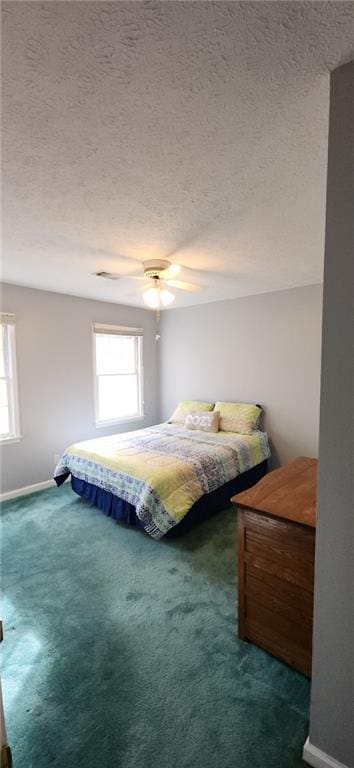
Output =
[
  {"x1": 215, "y1": 402, "x2": 261, "y2": 434},
  {"x1": 169, "y1": 400, "x2": 214, "y2": 424}
]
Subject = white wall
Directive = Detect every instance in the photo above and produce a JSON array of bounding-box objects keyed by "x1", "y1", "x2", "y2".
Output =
[
  {"x1": 308, "y1": 61, "x2": 354, "y2": 768},
  {"x1": 159, "y1": 284, "x2": 323, "y2": 467},
  {"x1": 0, "y1": 283, "x2": 159, "y2": 493}
]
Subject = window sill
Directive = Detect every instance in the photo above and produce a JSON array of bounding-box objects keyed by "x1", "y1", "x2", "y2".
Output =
[
  {"x1": 95, "y1": 415, "x2": 145, "y2": 429},
  {"x1": 0, "y1": 435, "x2": 22, "y2": 445}
]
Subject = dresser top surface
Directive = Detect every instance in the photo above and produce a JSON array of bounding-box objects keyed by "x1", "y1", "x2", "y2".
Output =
[{"x1": 231, "y1": 457, "x2": 317, "y2": 528}]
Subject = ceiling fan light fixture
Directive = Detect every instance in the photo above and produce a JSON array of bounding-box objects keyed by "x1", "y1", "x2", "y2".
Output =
[
  {"x1": 142, "y1": 281, "x2": 175, "y2": 309},
  {"x1": 160, "y1": 288, "x2": 175, "y2": 307},
  {"x1": 143, "y1": 286, "x2": 161, "y2": 309}
]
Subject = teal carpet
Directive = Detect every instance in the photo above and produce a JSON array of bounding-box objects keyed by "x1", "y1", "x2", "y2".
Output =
[{"x1": 1, "y1": 484, "x2": 310, "y2": 768}]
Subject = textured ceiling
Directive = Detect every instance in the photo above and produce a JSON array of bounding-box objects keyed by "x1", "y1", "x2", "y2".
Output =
[{"x1": 2, "y1": 1, "x2": 354, "y2": 308}]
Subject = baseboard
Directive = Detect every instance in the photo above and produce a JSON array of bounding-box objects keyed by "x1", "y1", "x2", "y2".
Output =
[
  {"x1": 0, "y1": 478, "x2": 59, "y2": 502},
  {"x1": 303, "y1": 738, "x2": 350, "y2": 768}
]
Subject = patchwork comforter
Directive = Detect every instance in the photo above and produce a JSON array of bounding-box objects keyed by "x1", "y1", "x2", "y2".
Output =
[{"x1": 54, "y1": 423, "x2": 271, "y2": 539}]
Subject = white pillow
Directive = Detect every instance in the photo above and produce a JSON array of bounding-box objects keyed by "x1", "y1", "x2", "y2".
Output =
[{"x1": 185, "y1": 411, "x2": 220, "y2": 433}]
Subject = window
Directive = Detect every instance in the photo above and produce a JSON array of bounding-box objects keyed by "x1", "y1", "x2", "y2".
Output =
[
  {"x1": 0, "y1": 314, "x2": 20, "y2": 442},
  {"x1": 93, "y1": 323, "x2": 144, "y2": 426}
]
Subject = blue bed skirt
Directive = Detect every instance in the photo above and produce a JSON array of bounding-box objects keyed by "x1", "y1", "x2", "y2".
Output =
[{"x1": 69, "y1": 460, "x2": 268, "y2": 538}]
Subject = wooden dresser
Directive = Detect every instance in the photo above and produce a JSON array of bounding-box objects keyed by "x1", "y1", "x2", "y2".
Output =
[{"x1": 231, "y1": 457, "x2": 317, "y2": 677}]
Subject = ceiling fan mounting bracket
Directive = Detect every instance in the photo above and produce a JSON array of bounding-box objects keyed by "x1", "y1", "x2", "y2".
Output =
[{"x1": 143, "y1": 259, "x2": 171, "y2": 279}]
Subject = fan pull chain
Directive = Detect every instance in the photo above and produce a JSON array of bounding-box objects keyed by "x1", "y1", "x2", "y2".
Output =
[{"x1": 156, "y1": 309, "x2": 161, "y2": 341}]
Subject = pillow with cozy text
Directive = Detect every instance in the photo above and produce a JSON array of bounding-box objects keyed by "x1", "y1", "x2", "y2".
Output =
[{"x1": 185, "y1": 411, "x2": 220, "y2": 433}]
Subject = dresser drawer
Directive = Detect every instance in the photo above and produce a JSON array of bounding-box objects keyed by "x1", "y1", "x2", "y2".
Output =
[
  {"x1": 243, "y1": 570, "x2": 314, "y2": 674},
  {"x1": 245, "y1": 598, "x2": 313, "y2": 648},
  {"x1": 244, "y1": 606, "x2": 312, "y2": 677},
  {"x1": 243, "y1": 509, "x2": 315, "y2": 555},
  {"x1": 243, "y1": 511, "x2": 315, "y2": 592},
  {"x1": 245, "y1": 566, "x2": 314, "y2": 624}
]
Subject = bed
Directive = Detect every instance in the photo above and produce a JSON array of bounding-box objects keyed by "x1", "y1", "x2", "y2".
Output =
[{"x1": 54, "y1": 422, "x2": 271, "y2": 539}]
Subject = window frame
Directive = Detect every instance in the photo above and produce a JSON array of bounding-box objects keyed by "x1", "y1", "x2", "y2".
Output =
[
  {"x1": 0, "y1": 317, "x2": 21, "y2": 444},
  {"x1": 92, "y1": 323, "x2": 144, "y2": 428}
]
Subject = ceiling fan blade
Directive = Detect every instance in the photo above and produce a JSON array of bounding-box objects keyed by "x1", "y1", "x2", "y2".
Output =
[
  {"x1": 178, "y1": 264, "x2": 241, "y2": 282},
  {"x1": 94, "y1": 271, "x2": 146, "y2": 281},
  {"x1": 161, "y1": 263, "x2": 181, "y2": 279},
  {"x1": 125, "y1": 275, "x2": 147, "y2": 281},
  {"x1": 165, "y1": 279, "x2": 202, "y2": 292}
]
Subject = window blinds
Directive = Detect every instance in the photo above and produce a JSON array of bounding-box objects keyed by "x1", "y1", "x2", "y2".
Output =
[
  {"x1": 93, "y1": 323, "x2": 143, "y2": 337},
  {"x1": 0, "y1": 314, "x2": 15, "y2": 325}
]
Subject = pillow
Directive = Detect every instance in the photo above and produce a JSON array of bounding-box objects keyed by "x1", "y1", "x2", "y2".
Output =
[
  {"x1": 185, "y1": 411, "x2": 220, "y2": 433},
  {"x1": 169, "y1": 400, "x2": 214, "y2": 424},
  {"x1": 215, "y1": 402, "x2": 262, "y2": 434}
]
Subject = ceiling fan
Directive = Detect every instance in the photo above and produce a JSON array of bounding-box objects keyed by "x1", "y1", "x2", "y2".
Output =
[{"x1": 94, "y1": 259, "x2": 202, "y2": 309}]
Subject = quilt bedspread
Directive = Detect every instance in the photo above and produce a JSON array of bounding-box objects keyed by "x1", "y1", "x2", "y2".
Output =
[{"x1": 54, "y1": 424, "x2": 271, "y2": 539}]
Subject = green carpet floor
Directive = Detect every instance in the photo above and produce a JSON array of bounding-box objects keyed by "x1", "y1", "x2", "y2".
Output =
[{"x1": 1, "y1": 484, "x2": 310, "y2": 768}]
